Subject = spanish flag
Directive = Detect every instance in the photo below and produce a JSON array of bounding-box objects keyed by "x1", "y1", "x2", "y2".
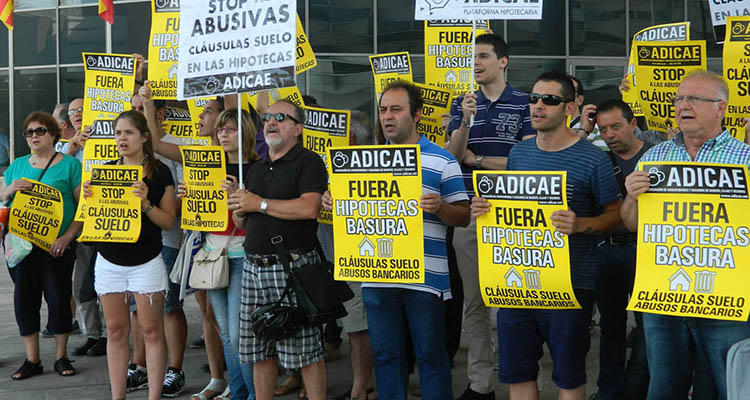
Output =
[
  {"x1": 98, "y1": 0, "x2": 113, "y2": 24},
  {"x1": 0, "y1": 0, "x2": 13, "y2": 30}
]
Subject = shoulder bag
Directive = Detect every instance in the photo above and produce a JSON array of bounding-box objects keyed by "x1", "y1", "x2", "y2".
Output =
[{"x1": 188, "y1": 227, "x2": 237, "y2": 290}]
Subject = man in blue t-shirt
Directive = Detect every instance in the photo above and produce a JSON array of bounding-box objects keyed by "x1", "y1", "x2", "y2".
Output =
[
  {"x1": 446, "y1": 33, "x2": 535, "y2": 400},
  {"x1": 471, "y1": 71, "x2": 622, "y2": 400}
]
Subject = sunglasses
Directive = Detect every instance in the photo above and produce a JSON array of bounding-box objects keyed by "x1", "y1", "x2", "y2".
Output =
[
  {"x1": 260, "y1": 112, "x2": 300, "y2": 124},
  {"x1": 216, "y1": 127, "x2": 238, "y2": 135},
  {"x1": 528, "y1": 94, "x2": 572, "y2": 106},
  {"x1": 67, "y1": 107, "x2": 83, "y2": 116},
  {"x1": 24, "y1": 127, "x2": 49, "y2": 138}
]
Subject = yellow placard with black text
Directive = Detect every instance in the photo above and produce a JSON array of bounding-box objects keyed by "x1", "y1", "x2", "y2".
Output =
[
  {"x1": 180, "y1": 146, "x2": 228, "y2": 231},
  {"x1": 723, "y1": 17, "x2": 750, "y2": 143},
  {"x1": 268, "y1": 86, "x2": 305, "y2": 107},
  {"x1": 329, "y1": 145, "x2": 425, "y2": 283},
  {"x1": 163, "y1": 106, "x2": 195, "y2": 141},
  {"x1": 76, "y1": 128, "x2": 121, "y2": 222},
  {"x1": 186, "y1": 98, "x2": 213, "y2": 146},
  {"x1": 8, "y1": 178, "x2": 63, "y2": 252},
  {"x1": 295, "y1": 15, "x2": 317, "y2": 74},
  {"x1": 82, "y1": 53, "x2": 135, "y2": 132},
  {"x1": 369, "y1": 52, "x2": 413, "y2": 101},
  {"x1": 424, "y1": 20, "x2": 490, "y2": 97},
  {"x1": 624, "y1": 22, "x2": 690, "y2": 116},
  {"x1": 148, "y1": 0, "x2": 180, "y2": 100},
  {"x1": 79, "y1": 165, "x2": 142, "y2": 243},
  {"x1": 303, "y1": 106, "x2": 351, "y2": 224},
  {"x1": 473, "y1": 171, "x2": 580, "y2": 310},
  {"x1": 413, "y1": 82, "x2": 452, "y2": 147},
  {"x1": 627, "y1": 162, "x2": 750, "y2": 321},
  {"x1": 634, "y1": 40, "x2": 705, "y2": 132}
]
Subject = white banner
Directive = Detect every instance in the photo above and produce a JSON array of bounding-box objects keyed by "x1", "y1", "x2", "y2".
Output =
[
  {"x1": 707, "y1": 0, "x2": 750, "y2": 43},
  {"x1": 414, "y1": 0, "x2": 543, "y2": 21},
  {"x1": 177, "y1": 0, "x2": 296, "y2": 100}
]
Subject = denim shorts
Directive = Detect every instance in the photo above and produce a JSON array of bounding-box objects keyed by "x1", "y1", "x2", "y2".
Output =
[
  {"x1": 95, "y1": 253, "x2": 168, "y2": 296},
  {"x1": 497, "y1": 290, "x2": 595, "y2": 389}
]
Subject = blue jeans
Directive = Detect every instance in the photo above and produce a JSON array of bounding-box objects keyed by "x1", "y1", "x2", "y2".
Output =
[
  {"x1": 208, "y1": 257, "x2": 254, "y2": 400},
  {"x1": 362, "y1": 287, "x2": 453, "y2": 400},
  {"x1": 642, "y1": 313, "x2": 750, "y2": 400}
]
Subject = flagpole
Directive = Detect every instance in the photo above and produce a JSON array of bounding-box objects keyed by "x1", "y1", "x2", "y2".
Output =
[
  {"x1": 469, "y1": 20, "x2": 476, "y2": 127},
  {"x1": 237, "y1": 92, "x2": 244, "y2": 189}
]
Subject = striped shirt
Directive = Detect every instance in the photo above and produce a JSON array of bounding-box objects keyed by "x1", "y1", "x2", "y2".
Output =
[
  {"x1": 448, "y1": 84, "x2": 534, "y2": 198},
  {"x1": 638, "y1": 130, "x2": 750, "y2": 166},
  {"x1": 508, "y1": 137, "x2": 622, "y2": 291},
  {"x1": 362, "y1": 136, "x2": 468, "y2": 299}
]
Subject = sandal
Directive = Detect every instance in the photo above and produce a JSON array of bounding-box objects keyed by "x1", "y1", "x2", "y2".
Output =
[
  {"x1": 299, "y1": 386, "x2": 307, "y2": 399},
  {"x1": 192, "y1": 378, "x2": 226, "y2": 400},
  {"x1": 54, "y1": 357, "x2": 75, "y2": 376},
  {"x1": 11, "y1": 359, "x2": 43, "y2": 380},
  {"x1": 214, "y1": 386, "x2": 232, "y2": 400},
  {"x1": 274, "y1": 373, "x2": 301, "y2": 396}
]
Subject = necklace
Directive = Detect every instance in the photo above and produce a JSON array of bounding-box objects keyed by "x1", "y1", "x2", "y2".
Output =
[{"x1": 30, "y1": 153, "x2": 53, "y2": 166}]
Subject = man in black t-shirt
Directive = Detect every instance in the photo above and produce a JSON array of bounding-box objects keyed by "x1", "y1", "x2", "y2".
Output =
[
  {"x1": 229, "y1": 100, "x2": 328, "y2": 400},
  {"x1": 591, "y1": 100, "x2": 654, "y2": 400}
]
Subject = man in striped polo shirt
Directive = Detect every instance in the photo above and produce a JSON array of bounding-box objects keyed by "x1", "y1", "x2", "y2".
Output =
[
  {"x1": 621, "y1": 70, "x2": 750, "y2": 400},
  {"x1": 362, "y1": 81, "x2": 470, "y2": 399},
  {"x1": 472, "y1": 71, "x2": 622, "y2": 400}
]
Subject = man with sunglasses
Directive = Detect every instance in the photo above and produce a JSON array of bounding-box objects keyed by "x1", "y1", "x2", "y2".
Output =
[
  {"x1": 621, "y1": 70, "x2": 750, "y2": 400},
  {"x1": 445, "y1": 32, "x2": 535, "y2": 400},
  {"x1": 472, "y1": 71, "x2": 622, "y2": 400},
  {"x1": 229, "y1": 100, "x2": 328, "y2": 400}
]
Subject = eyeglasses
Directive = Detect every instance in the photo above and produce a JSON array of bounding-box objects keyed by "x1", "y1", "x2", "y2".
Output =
[
  {"x1": 260, "y1": 112, "x2": 300, "y2": 124},
  {"x1": 216, "y1": 127, "x2": 237, "y2": 135},
  {"x1": 24, "y1": 127, "x2": 49, "y2": 138},
  {"x1": 671, "y1": 95, "x2": 723, "y2": 106},
  {"x1": 67, "y1": 107, "x2": 83, "y2": 116},
  {"x1": 529, "y1": 94, "x2": 572, "y2": 106}
]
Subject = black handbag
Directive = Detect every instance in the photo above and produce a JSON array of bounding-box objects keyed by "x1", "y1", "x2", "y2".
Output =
[{"x1": 271, "y1": 235, "x2": 354, "y2": 327}]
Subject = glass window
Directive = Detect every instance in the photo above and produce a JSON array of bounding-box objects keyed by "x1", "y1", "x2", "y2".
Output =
[
  {"x1": 629, "y1": 0, "x2": 685, "y2": 40},
  {"x1": 377, "y1": 0, "x2": 422, "y2": 54},
  {"x1": 61, "y1": 66, "x2": 85, "y2": 103},
  {"x1": 307, "y1": 56, "x2": 375, "y2": 128},
  {"x1": 61, "y1": 0, "x2": 98, "y2": 5},
  {"x1": 0, "y1": 27, "x2": 7, "y2": 67},
  {"x1": 506, "y1": 59, "x2": 566, "y2": 93},
  {"x1": 60, "y1": 6, "x2": 105, "y2": 65},
  {"x1": 15, "y1": 0, "x2": 55, "y2": 10},
  {"x1": 688, "y1": 0, "x2": 722, "y2": 58},
  {"x1": 569, "y1": 0, "x2": 626, "y2": 57},
  {"x1": 13, "y1": 10, "x2": 56, "y2": 66},
  {"x1": 309, "y1": 0, "x2": 373, "y2": 53},
  {"x1": 507, "y1": 1, "x2": 565, "y2": 56},
  {"x1": 0, "y1": 70, "x2": 9, "y2": 164},
  {"x1": 571, "y1": 65, "x2": 626, "y2": 107},
  {"x1": 112, "y1": 1, "x2": 151, "y2": 57},
  {"x1": 13, "y1": 68, "x2": 57, "y2": 157}
]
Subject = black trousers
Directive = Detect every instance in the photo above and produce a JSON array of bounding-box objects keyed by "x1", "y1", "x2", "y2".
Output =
[{"x1": 8, "y1": 244, "x2": 76, "y2": 336}]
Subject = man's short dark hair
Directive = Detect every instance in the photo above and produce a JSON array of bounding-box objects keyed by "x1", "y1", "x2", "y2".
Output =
[
  {"x1": 302, "y1": 95, "x2": 319, "y2": 107},
  {"x1": 475, "y1": 33, "x2": 509, "y2": 60},
  {"x1": 55, "y1": 103, "x2": 71, "y2": 126},
  {"x1": 276, "y1": 99, "x2": 306, "y2": 124},
  {"x1": 380, "y1": 80, "x2": 423, "y2": 118},
  {"x1": 597, "y1": 99, "x2": 635, "y2": 123},
  {"x1": 215, "y1": 96, "x2": 225, "y2": 111},
  {"x1": 569, "y1": 75, "x2": 584, "y2": 96},
  {"x1": 533, "y1": 71, "x2": 576, "y2": 101}
]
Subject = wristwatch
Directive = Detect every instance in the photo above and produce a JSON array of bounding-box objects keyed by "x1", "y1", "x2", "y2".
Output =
[
  {"x1": 142, "y1": 201, "x2": 153, "y2": 214},
  {"x1": 259, "y1": 199, "x2": 268, "y2": 214},
  {"x1": 474, "y1": 155, "x2": 484, "y2": 169}
]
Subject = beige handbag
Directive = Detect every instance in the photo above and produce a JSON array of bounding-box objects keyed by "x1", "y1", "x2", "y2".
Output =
[{"x1": 188, "y1": 227, "x2": 237, "y2": 290}]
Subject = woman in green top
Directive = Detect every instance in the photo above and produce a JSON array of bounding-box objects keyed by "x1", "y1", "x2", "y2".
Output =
[{"x1": 0, "y1": 111, "x2": 82, "y2": 379}]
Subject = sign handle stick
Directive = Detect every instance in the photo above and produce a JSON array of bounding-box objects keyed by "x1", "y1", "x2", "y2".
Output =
[
  {"x1": 237, "y1": 92, "x2": 244, "y2": 190},
  {"x1": 470, "y1": 20, "x2": 476, "y2": 127}
]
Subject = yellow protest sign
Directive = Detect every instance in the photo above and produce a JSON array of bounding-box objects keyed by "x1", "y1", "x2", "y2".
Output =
[
  {"x1": 76, "y1": 124, "x2": 120, "y2": 222},
  {"x1": 147, "y1": 0, "x2": 179, "y2": 100},
  {"x1": 79, "y1": 165, "x2": 142, "y2": 243},
  {"x1": 163, "y1": 106, "x2": 195, "y2": 141},
  {"x1": 723, "y1": 17, "x2": 750, "y2": 143},
  {"x1": 268, "y1": 86, "x2": 305, "y2": 107},
  {"x1": 634, "y1": 40, "x2": 706, "y2": 132},
  {"x1": 82, "y1": 53, "x2": 135, "y2": 131},
  {"x1": 179, "y1": 146, "x2": 228, "y2": 231},
  {"x1": 185, "y1": 98, "x2": 213, "y2": 146},
  {"x1": 303, "y1": 106, "x2": 351, "y2": 224},
  {"x1": 295, "y1": 15, "x2": 317, "y2": 74},
  {"x1": 8, "y1": 178, "x2": 63, "y2": 252},
  {"x1": 329, "y1": 145, "x2": 425, "y2": 283},
  {"x1": 424, "y1": 20, "x2": 490, "y2": 97},
  {"x1": 369, "y1": 52, "x2": 413, "y2": 100},
  {"x1": 624, "y1": 22, "x2": 690, "y2": 116},
  {"x1": 413, "y1": 82, "x2": 453, "y2": 147},
  {"x1": 473, "y1": 171, "x2": 580, "y2": 310},
  {"x1": 627, "y1": 162, "x2": 750, "y2": 321}
]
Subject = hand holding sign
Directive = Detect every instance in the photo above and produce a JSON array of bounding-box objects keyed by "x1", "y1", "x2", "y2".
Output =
[
  {"x1": 624, "y1": 171, "x2": 651, "y2": 200},
  {"x1": 132, "y1": 180, "x2": 149, "y2": 206},
  {"x1": 8, "y1": 179, "x2": 32, "y2": 196},
  {"x1": 550, "y1": 209, "x2": 577, "y2": 235},
  {"x1": 470, "y1": 195, "x2": 491, "y2": 218},
  {"x1": 461, "y1": 93, "x2": 478, "y2": 125}
]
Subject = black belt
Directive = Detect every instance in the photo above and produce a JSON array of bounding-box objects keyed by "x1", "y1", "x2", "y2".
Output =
[
  {"x1": 605, "y1": 232, "x2": 638, "y2": 245},
  {"x1": 246, "y1": 248, "x2": 313, "y2": 267}
]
